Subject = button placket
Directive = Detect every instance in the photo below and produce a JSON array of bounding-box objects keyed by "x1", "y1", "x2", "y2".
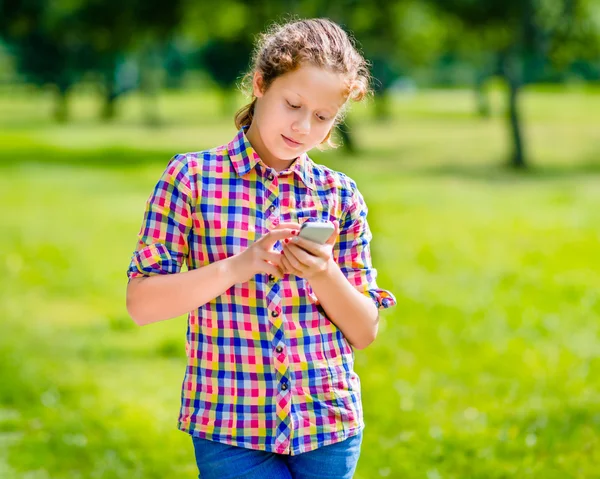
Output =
[
  {"x1": 264, "y1": 261, "x2": 291, "y2": 453},
  {"x1": 265, "y1": 173, "x2": 280, "y2": 230}
]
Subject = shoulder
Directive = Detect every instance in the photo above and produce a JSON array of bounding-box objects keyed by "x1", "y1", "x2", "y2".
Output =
[
  {"x1": 306, "y1": 156, "x2": 364, "y2": 206},
  {"x1": 170, "y1": 143, "x2": 230, "y2": 174},
  {"x1": 164, "y1": 143, "x2": 230, "y2": 197}
]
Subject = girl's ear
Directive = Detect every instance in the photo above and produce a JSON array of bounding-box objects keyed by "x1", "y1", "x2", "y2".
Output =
[{"x1": 252, "y1": 72, "x2": 265, "y2": 98}]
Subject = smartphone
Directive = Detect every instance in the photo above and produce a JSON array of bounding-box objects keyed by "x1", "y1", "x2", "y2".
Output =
[{"x1": 298, "y1": 221, "x2": 335, "y2": 245}]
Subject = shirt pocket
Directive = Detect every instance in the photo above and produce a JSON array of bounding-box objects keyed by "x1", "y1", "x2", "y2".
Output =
[{"x1": 291, "y1": 191, "x2": 337, "y2": 224}]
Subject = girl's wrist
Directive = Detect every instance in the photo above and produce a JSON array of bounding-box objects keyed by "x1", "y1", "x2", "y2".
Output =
[
  {"x1": 225, "y1": 253, "x2": 249, "y2": 284},
  {"x1": 306, "y1": 257, "x2": 338, "y2": 283}
]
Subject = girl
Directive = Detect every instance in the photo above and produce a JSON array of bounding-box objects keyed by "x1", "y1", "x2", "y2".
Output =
[{"x1": 126, "y1": 18, "x2": 396, "y2": 479}]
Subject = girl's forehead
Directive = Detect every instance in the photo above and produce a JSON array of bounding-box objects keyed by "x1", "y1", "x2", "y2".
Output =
[{"x1": 274, "y1": 65, "x2": 348, "y2": 108}]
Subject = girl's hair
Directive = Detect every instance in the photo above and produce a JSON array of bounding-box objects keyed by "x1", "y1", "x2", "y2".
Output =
[{"x1": 235, "y1": 18, "x2": 372, "y2": 149}]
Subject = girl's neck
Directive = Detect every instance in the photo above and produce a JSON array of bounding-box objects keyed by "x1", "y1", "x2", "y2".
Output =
[{"x1": 245, "y1": 123, "x2": 295, "y2": 173}]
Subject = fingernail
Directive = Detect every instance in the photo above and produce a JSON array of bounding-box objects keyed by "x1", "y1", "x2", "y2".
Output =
[
  {"x1": 284, "y1": 238, "x2": 289, "y2": 244},
  {"x1": 292, "y1": 230, "x2": 298, "y2": 235}
]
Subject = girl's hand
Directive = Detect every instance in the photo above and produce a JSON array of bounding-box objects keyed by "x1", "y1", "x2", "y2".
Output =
[
  {"x1": 281, "y1": 221, "x2": 339, "y2": 280},
  {"x1": 233, "y1": 224, "x2": 299, "y2": 283}
]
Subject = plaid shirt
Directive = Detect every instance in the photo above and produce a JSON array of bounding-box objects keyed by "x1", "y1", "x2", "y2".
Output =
[{"x1": 127, "y1": 127, "x2": 396, "y2": 455}]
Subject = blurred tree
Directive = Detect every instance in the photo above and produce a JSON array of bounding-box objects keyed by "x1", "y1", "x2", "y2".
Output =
[
  {"x1": 0, "y1": 0, "x2": 184, "y2": 122},
  {"x1": 185, "y1": 0, "x2": 274, "y2": 117},
  {"x1": 344, "y1": 0, "x2": 404, "y2": 120},
  {"x1": 425, "y1": 0, "x2": 600, "y2": 168},
  {"x1": 322, "y1": 0, "x2": 448, "y2": 120},
  {"x1": 295, "y1": 0, "x2": 448, "y2": 151},
  {"x1": 0, "y1": 0, "x2": 93, "y2": 121},
  {"x1": 75, "y1": 0, "x2": 184, "y2": 122},
  {"x1": 197, "y1": 37, "x2": 254, "y2": 114}
]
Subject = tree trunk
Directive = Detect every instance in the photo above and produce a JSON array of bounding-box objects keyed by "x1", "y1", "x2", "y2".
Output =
[
  {"x1": 101, "y1": 75, "x2": 118, "y2": 121},
  {"x1": 102, "y1": 95, "x2": 116, "y2": 120},
  {"x1": 54, "y1": 85, "x2": 69, "y2": 123},
  {"x1": 507, "y1": 78, "x2": 525, "y2": 168},
  {"x1": 373, "y1": 90, "x2": 391, "y2": 121},
  {"x1": 338, "y1": 121, "x2": 355, "y2": 154},
  {"x1": 501, "y1": 52, "x2": 527, "y2": 168},
  {"x1": 475, "y1": 74, "x2": 491, "y2": 118},
  {"x1": 139, "y1": 43, "x2": 162, "y2": 127}
]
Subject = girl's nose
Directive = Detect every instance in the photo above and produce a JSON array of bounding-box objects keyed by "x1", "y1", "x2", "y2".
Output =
[{"x1": 292, "y1": 115, "x2": 310, "y2": 134}]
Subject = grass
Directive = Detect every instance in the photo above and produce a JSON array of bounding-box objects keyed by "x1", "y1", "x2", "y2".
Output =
[{"x1": 1, "y1": 84, "x2": 600, "y2": 478}]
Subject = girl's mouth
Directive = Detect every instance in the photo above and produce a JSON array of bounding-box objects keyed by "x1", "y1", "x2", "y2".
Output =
[{"x1": 282, "y1": 135, "x2": 302, "y2": 147}]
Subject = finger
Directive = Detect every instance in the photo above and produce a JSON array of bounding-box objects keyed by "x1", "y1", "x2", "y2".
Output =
[
  {"x1": 273, "y1": 222, "x2": 301, "y2": 231},
  {"x1": 261, "y1": 250, "x2": 285, "y2": 264},
  {"x1": 326, "y1": 220, "x2": 340, "y2": 246},
  {"x1": 264, "y1": 262, "x2": 283, "y2": 278},
  {"x1": 279, "y1": 255, "x2": 293, "y2": 275},
  {"x1": 281, "y1": 253, "x2": 302, "y2": 277},
  {"x1": 282, "y1": 246, "x2": 304, "y2": 272},
  {"x1": 283, "y1": 243, "x2": 312, "y2": 269},
  {"x1": 288, "y1": 236, "x2": 321, "y2": 257},
  {"x1": 258, "y1": 228, "x2": 296, "y2": 249}
]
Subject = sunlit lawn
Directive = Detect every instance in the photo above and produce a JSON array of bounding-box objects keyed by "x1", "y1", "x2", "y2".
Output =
[{"x1": 1, "y1": 84, "x2": 600, "y2": 478}]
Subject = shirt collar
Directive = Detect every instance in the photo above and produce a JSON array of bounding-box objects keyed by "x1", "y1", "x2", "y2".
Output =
[
  {"x1": 227, "y1": 127, "x2": 261, "y2": 177},
  {"x1": 288, "y1": 152, "x2": 317, "y2": 191},
  {"x1": 227, "y1": 127, "x2": 316, "y2": 191}
]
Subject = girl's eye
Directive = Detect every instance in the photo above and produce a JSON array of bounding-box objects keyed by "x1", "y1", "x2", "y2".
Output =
[
  {"x1": 317, "y1": 115, "x2": 328, "y2": 121},
  {"x1": 287, "y1": 101, "x2": 300, "y2": 109}
]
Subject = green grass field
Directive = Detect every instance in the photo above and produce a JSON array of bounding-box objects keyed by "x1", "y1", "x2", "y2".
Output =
[{"x1": 1, "y1": 85, "x2": 599, "y2": 478}]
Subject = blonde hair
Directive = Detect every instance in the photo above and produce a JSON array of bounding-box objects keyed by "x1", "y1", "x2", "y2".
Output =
[{"x1": 235, "y1": 18, "x2": 372, "y2": 149}]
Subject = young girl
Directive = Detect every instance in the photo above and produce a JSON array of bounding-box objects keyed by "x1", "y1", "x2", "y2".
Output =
[{"x1": 126, "y1": 18, "x2": 396, "y2": 479}]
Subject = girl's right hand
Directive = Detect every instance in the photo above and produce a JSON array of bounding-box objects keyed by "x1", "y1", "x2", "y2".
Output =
[{"x1": 232, "y1": 224, "x2": 300, "y2": 283}]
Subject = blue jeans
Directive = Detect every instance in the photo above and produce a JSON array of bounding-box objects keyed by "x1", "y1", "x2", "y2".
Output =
[{"x1": 192, "y1": 432, "x2": 363, "y2": 479}]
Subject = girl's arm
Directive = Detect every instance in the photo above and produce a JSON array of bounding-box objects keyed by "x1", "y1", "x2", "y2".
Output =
[
  {"x1": 304, "y1": 260, "x2": 379, "y2": 350},
  {"x1": 281, "y1": 185, "x2": 396, "y2": 350},
  {"x1": 126, "y1": 154, "x2": 300, "y2": 326},
  {"x1": 281, "y1": 231, "x2": 379, "y2": 350},
  {"x1": 127, "y1": 228, "x2": 296, "y2": 326},
  {"x1": 127, "y1": 255, "x2": 239, "y2": 326}
]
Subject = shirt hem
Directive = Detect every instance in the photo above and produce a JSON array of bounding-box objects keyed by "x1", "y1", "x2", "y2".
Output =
[{"x1": 178, "y1": 421, "x2": 365, "y2": 456}]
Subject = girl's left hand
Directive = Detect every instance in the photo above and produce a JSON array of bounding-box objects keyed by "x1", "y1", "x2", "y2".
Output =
[{"x1": 280, "y1": 221, "x2": 339, "y2": 280}]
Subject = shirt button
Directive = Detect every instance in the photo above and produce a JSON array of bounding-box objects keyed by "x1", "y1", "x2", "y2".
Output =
[
  {"x1": 269, "y1": 204, "x2": 276, "y2": 212},
  {"x1": 281, "y1": 383, "x2": 288, "y2": 391},
  {"x1": 268, "y1": 274, "x2": 276, "y2": 282},
  {"x1": 275, "y1": 345, "x2": 283, "y2": 353},
  {"x1": 271, "y1": 310, "x2": 279, "y2": 318},
  {"x1": 267, "y1": 174, "x2": 274, "y2": 181}
]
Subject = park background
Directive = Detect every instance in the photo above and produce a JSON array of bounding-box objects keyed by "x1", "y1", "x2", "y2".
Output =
[{"x1": 1, "y1": 0, "x2": 600, "y2": 477}]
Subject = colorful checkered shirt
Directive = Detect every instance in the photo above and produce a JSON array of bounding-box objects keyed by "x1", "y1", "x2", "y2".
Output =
[{"x1": 127, "y1": 127, "x2": 396, "y2": 455}]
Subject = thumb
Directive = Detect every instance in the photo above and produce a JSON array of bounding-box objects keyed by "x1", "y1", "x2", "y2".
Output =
[{"x1": 326, "y1": 221, "x2": 340, "y2": 246}]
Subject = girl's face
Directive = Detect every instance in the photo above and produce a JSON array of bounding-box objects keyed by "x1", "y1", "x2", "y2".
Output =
[{"x1": 247, "y1": 64, "x2": 347, "y2": 170}]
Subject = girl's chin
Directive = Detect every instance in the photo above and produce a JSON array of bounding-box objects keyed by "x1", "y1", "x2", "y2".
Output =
[{"x1": 270, "y1": 146, "x2": 303, "y2": 162}]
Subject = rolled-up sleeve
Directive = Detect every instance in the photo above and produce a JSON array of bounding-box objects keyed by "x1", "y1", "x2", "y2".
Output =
[
  {"x1": 336, "y1": 183, "x2": 397, "y2": 311},
  {"x1": 127, "y1": 154, "x2": 193, "y2": 280}
]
